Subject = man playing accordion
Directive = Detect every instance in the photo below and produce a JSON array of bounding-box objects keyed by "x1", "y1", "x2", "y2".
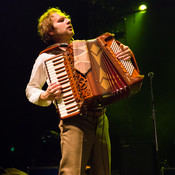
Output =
[{"x1": 26, "y1": 7, "x2": 134, "y2": 175}]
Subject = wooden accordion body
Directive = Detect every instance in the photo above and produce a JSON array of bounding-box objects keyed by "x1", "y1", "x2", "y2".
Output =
[{"x1": 44, "y1": 33, "x2": 144, "y2": 119}]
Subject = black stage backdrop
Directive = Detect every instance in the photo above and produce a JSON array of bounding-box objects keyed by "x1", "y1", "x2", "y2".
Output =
[{"x1": 0, "y1": 0, "x2": 175, "y2": 174}]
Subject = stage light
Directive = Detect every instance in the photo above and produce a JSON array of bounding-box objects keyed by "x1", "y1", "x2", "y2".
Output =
[
  {"x1": 10, "y1": 146, "x2": 15, "y2": 152},
  {"x1": 139, "y1": 4, "x2": 147, "y2": 11}
]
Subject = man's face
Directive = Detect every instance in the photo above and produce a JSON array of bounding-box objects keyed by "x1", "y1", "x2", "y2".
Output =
[{"x1": 50, "y1": 13, "x2": 74, "y2": 43}]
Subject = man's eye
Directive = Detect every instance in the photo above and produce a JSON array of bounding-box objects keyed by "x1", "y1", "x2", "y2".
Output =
[{"x1": 58, "y1": 18, "x2": 65, "y2": 23}]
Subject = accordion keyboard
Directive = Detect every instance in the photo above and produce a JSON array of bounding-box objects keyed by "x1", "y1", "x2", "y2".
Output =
[{"x1": 45, "y1": 55, "x2": 80, "y2": 118}]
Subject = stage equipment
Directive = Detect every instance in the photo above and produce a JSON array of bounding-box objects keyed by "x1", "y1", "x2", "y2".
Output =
[
  {"x1": 44, "y1": 33, "x2": 144, "y2": 119},
  {"x1": 161, "y1": 168, "x2": 175, "y2": 175},
  {"x1": 29, "y1": 167, "x2": 58, "y2": 175},
  {"x1": 121, "y1": 142, "x2": 154, "y2": 175},
  {"x1": 148, "y1": 72, "x2": 160, "y2": 175},
  {"x1": 139, "y1": 4, "x2": 147, "y2": 11}
]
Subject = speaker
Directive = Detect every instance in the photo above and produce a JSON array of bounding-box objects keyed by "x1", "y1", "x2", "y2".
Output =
[
  {"x1": 162, "y1": 168, "x2": 175, "y2": 175},
  {"x1": 120, "y1": 142, "x2": 154, "y2": 175},
  {"x1": 29, "y1": 167, "x2": 58, "y2": 175}
]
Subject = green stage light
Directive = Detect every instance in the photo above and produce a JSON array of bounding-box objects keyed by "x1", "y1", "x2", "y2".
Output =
[
  {"x1": 139, "y1": 4, "x2": 147, "y2": 11},
  {"x1": 10, "y1": 146, "x2": 15, "y2": 152}
]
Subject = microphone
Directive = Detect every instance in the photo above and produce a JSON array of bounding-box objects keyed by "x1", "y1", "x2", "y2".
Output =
[{"x1": 148, "y1": 72, "x2": 154, "y2": 78}]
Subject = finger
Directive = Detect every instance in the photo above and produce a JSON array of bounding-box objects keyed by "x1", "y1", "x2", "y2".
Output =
[
  {"x1": 51, "y1": 85, "x2": 62, "y2": 93},
  {"x1": 117, "y1": 51, "x2": 132, "y2": 60},
  {"x1": 116, "y1": 48, "x2": 128, "y2": 56},
  {"x1": 54, "y1": 89, "x2": 62, "y2": 95},
  {"x1": 50, "y1": 82, "x2": 61, "y2": 89},
  {"x1": 115, "y1": 45, "x2": 124, "y2": 55},
  {"x1": 117, "y1": 47, "x2": 131, "y2": 56},
  {"x1": 54, "y1": 89, "x2": 62, "y2": 99},
  {"x1": 119, "y1": 44, "x2": 125, "y2": 51},
  {"x1": 120, "y1": 44, "x2": 130, "y2": 51},
  {"x1": 49, "y1": 83, "x2": 62, "y2": 92},
  {"x1": 46, "y1": 87, "x2": 52, "y2": 95},
  {"x1": 118, "y1": 53, "x2": 131, "y2": 60},
  {"x1": 50, "y1": 82, "x2": 61, "y2": 85},
  {"x1": 54, "y1": 94, "x2": 62, "y2": 100},
  {"x1": 122, "y1": 56, "x2": 132, "y2": 61},
  {"x1": 53, "y1": 85, "x2": 62, "y2": 93},
  {"x1": 47, "y1": 83, "x2": 56, "y2": 93},
  {"x1": 115, "y1": 50, "x2": 122, "y2": 55}
]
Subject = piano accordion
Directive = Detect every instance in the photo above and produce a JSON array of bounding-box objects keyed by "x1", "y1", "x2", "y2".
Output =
[{"x1": 44, "y1": 33, "x2": 144, "y2": 119}]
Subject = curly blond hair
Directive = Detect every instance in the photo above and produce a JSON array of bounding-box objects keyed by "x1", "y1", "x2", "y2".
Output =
[{"x1": 38, "y1": 7, "x2": 70, "y2": 44}]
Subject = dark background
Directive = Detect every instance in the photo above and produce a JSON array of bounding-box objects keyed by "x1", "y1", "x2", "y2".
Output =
[{"x1": 0, "y1": 0, "x2": 175, "y2": 174}]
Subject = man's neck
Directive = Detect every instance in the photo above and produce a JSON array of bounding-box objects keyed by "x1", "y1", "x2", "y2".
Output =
[{"x1": 54, "y1": 37, "x2": 71, "y2": 45}]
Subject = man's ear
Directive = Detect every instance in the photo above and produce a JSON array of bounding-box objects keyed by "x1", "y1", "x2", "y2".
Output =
[{"x1": 49, "y1": 30, "x2": 55, "y2": 36}]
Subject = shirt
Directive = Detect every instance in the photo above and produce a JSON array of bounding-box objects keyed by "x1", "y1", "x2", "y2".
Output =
[{"x1": 25, "y1": 52, "x2": 56, "y2": 107}]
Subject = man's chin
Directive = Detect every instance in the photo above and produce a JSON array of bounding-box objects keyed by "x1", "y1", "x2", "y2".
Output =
[{"x1": 70, "y1": 29, "x2": 75, "y2": 37}]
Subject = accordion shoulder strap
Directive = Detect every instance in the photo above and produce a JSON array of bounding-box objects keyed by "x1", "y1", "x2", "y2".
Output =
[{"x1": 39, "y1": 43, "x2": 68, "y2": 55}]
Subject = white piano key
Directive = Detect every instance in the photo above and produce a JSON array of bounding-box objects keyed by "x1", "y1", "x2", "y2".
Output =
[
  {"x1": 63, "y1": 91, "x2": 73, "y2": 98},
  {"x1": 57, "y1": 75, "x2": 69, "y2": 81},
  {"x1": 62, "y1": 82, "x2": 70, "y2": 88},
  {"x1": 64, "y1": 95, "x2": 74, "y2": 101},
  {"x1": 59, "y1": 101, "x2": 78, "y2": 114},
  {"x1": 50, "y1": 77, "x2": 58, "y2": 83}
]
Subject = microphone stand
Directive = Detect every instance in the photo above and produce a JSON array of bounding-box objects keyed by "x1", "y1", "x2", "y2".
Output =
[{"x1": 148, "y1": 72, "x2": 160, "y2": 175}]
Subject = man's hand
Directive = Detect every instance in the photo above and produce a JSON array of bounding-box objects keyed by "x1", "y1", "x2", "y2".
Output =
[
  {"x1": 40, "y1": 82, "x2": 62, "y2": 101},
  {"x1": 116, "y1": 44, "x2": 133, "y2": 61}
]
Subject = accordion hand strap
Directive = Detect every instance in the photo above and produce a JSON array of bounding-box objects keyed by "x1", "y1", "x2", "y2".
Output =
[{"x1": 73, "y1": 40, "x2": 91, "y2": 75}]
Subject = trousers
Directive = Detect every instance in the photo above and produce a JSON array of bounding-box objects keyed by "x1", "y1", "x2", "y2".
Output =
[{"x1": 58, "y1": 113, "x2": 111, "y2": 175}]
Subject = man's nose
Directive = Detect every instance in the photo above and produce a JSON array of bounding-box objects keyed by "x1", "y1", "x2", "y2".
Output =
[{"x1": 66, "y1": 18, "x2": 71, "y2": 24}]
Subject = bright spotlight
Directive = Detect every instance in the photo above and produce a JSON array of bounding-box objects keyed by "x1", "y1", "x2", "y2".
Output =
[{"x1": 139, "y1": 4, "x2": 147, "y2": 11}]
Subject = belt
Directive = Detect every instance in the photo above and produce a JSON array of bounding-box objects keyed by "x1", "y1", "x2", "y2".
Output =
[{"x1": 81, "y1": 108, "x2": 106, "y2": 117}]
